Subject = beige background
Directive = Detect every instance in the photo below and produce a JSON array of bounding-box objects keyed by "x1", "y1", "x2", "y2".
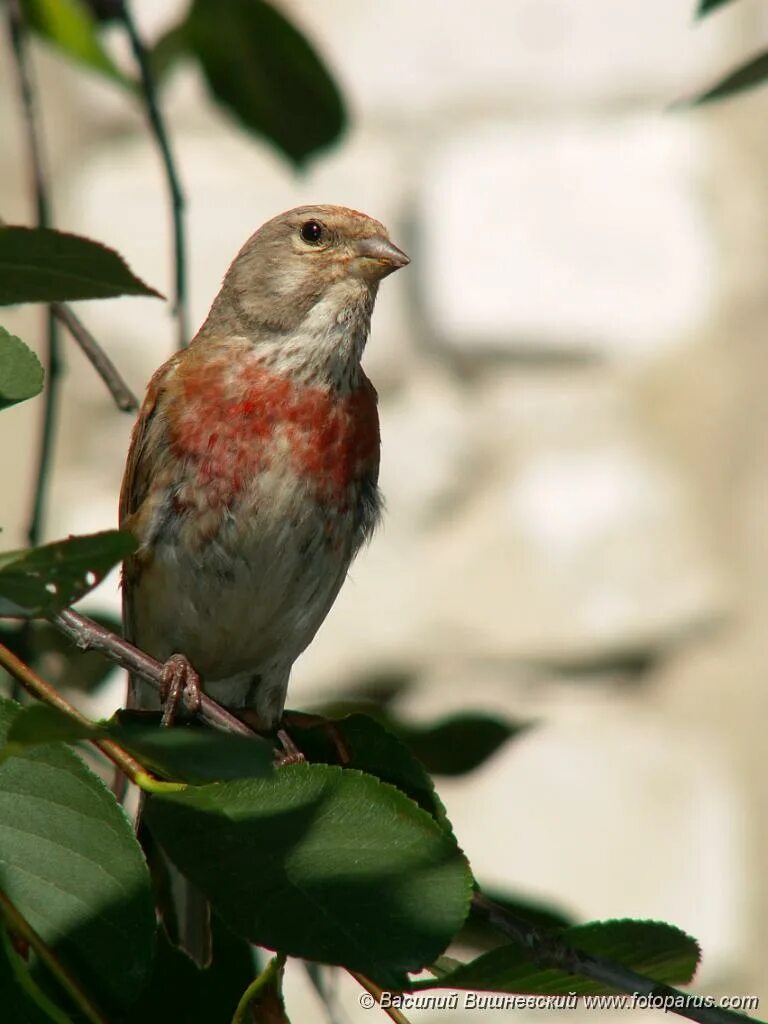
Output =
[{"x1": 1, "y1": 0, "x2": 768, "y2": 1017}]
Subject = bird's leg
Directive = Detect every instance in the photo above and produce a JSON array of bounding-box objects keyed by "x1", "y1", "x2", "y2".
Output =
[
  {"x1": 159, "y1": 653, "x2": 202, "y2": 727},
  {"x1": 275, "y1": 726, "x2": 305, "y2": 766},
  {"x1": 280, "y1": 710, "x2": 352, "y2": 766}
]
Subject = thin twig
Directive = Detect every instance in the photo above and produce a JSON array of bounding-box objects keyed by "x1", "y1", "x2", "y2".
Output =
[
  {"x1": 118, "y1": 0, "x2": 188, "y2": 348},
  {"x1": 0, "y1": 890, "x2": 109, "y2": 1024},
  {"x1": 6, "y1": 0, "x2": 62, "y2": 547},
  {"x1": 470, "y1": 892, "x2": 756, "y2": 1024},
  {"x1": 348, "y1": 973, "x2": 412, "y2": 1024},
  {"x1": 52, "y1": 608, "x2": 255, "y2": 737},
  {"x1": 52, "y1": 304, "x2": 138, "y2": 412}
]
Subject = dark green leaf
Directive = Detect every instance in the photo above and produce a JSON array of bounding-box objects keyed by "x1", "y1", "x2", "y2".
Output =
[
  {"x1": 312, "y1": 699, "x2": 525, "y2": 777},
  {"x1": 0, "y1": 529, "x2": 136, "y2": 617},
  {"x1": 690, "y1": 50, "x2": 768, "y2": 105},
  {"x1": 21, "y1": 0, "x2": 129, "y2": 86},
  {"x1": 4, "y1": 704, "x2": 274, "y2": 783},
  {"x1": 109, "y1": 713, "x2": 274, "y2": 783},
  {"x1": 186, "y1": 0, "x2": 346, "y2": 165},
  {"x1": 0, "y1": 328, "x2": 44, "y2": 411},
  {"x1": 4, "y1": 703, "x2": 94, "y2": 753},
  {"x1": 145, "y1": 764, "x2": 473, "y2": 987},
  {"x1": 125, "y1": 915, "x2": 261, "y2": 1024},
  {"x1": 0, "y1": 697, "x2": 156, "y2": 1012},
  {"x1": 0, "y1": 226, "x2": 162, "y2": 305},
  {"x1": 398, "y1": 713, "x2": 526, "y2": 776},
  {"x1": 697, "y1": 0, "x2": 741, "y2": 16},
  {"x1": 417, "y1": 920, "x2": 700, "y2": 995},
  {"x1": 286, "y1": 711, "x2": 449, "y2": 826}
]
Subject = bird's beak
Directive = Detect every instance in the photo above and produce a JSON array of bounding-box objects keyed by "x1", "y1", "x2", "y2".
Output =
[{"x1": 350, "y1": 235, "x2": 410, "y2": 281}]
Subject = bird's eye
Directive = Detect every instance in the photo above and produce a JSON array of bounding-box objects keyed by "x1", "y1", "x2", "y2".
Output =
[{"x1": 300, "y1": 220, "x2": 324, "y2": 245}]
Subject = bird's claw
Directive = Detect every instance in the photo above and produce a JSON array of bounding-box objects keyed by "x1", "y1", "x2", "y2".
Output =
[{"x1": 159, "y1": 654, "x2": 202, "y2": 727}]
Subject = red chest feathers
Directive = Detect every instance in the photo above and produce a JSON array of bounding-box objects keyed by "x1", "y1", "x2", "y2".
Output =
[{"x1": 167, "y1": 357, "x2": 380, "y2": 505}]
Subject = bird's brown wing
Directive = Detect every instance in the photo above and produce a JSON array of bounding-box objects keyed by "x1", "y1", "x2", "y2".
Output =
[{"x1": 119, "y1": 353, "x2": 180, "y2": 658}]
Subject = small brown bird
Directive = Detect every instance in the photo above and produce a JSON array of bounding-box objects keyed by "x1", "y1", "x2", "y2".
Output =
[
  {"x1": 121, "y1": 206, "x2": 408, "y2": 728},
  {"x1": 120, "y1": 205, "x2": 408, "y2": 964}
]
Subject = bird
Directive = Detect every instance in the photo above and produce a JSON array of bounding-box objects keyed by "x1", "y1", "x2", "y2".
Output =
[
  {"x1": 119, "y1": 207, "x2": 408, "y2": 962},
  {"x1": 120, "y1": 205, "x2": 408, "y2": 727}
]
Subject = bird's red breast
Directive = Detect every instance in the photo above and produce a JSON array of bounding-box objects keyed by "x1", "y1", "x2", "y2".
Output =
[{"x1": 165, "y1": 353, "x2": 380, "y2": 511}]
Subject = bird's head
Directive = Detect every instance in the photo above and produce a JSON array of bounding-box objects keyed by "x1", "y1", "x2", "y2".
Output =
[{"x1": 202, "y1": 205, "x2": 409, "y2": 346}]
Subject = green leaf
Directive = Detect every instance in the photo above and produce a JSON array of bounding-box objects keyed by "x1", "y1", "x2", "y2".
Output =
[
  {"x1": 696, "y1": 0, "x2": 741, "y2": 16},
  {"x1": 186, "y1": 0, "x2": 346, "y2": 165},
  {"x1": 286, "y1": 712, "x2": 449, "y2": 826},
  {"x1": 4, "y1": 704, "x2": 274, "y2": 783},
  {"x1": 313, "y1": 699, "x2": 525, "y2": 777},
  {"x1": 398, "y1": 713, "x2": 526, "y2": 776},
  {"x1": 21, "y1": 0, "x2": 129, "y2": 87},
  {"x1": 4, "y1": 703, "x2": 95, "y2": 753},
  {"x1": 0, "y1": 697, "x2": 156, "y2": 1012},
  {"x1": 144, "y1": 763, "x2": 473, "y2": 987},
  {"x1": 417, "y1": 919, "x2": 700, "y2": 995},
  {"x1": 0, "y1": 226, "x2": 162, "y2": 305},
  {"x1": 124, "y1": 915, "x2": 261, "y2": 1024},
  {"x1": 0, "y1": 328, "x2": 44, "y2": 411},
  {"x1": 0, "y1": 529, "x2": 136, "y2": 617},
  {"x1": 690, "y1": 50, "x2": 768, "y2": 105},
  {"x1": 109, "y1": 715, "x2": 274, "y2": 783}
]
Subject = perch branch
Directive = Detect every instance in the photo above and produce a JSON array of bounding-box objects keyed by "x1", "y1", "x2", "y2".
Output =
[{"x1": 52, "y1": 608, "x2": 254, "y2": 737}]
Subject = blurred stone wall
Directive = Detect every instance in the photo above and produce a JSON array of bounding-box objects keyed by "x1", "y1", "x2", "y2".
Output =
[{"x1": 2, "y1": 0, "x2": 768, "y2": 1016}]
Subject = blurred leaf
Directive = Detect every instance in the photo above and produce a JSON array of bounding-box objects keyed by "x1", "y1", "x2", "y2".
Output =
[
  {"x1": 0, "y1": 226, "x2": 162, "y2": 305},
  {"x1": 186, "y1": 0, "x2": 346, "y2": 165},
  {"x1": 418, "y1": 920, "x2": 700, "y2": 995},
  {"x1": 0, "y1": 328, "x2": 44, "y2": 411},
  {"x1": 0, "y1": 616, "x2": 121, "y2": 693},
  {"x1": 399, "y1": 713, "x2": 526, "y2": 776},
  {"x1": 310, "y1": 701, "x2": 525, "y2": 777},
  {"x1": 0, "y1": 697, "x2": 156, "y2": 1012},
  {"x1": 125, "y1": 915, "x2": 260, "y2": 1024},
  {"x1": 0, "y1": 529, "x2": 136, "y2": 617},
  {"x1": 149, "y1": 21, "x2": 191, "y2": 84},
  {"x1": 145, "y1": 763, "x2": 473, "y2": 987},
  {"x1": 4, "y1": 704, "x2": 274, "y2": 783},
  {"x1": 690, "y1": 50, "x2": 768, "y2": 105},
  {"x1": 21, "y1": 0, "x2": 129, "y2": 87},
  {"x1": 697, "y1": 0, "x2": 741, "y2": 15},
  {"x1": 286, "y1": 711, "x2": 449, "y2": 827}
]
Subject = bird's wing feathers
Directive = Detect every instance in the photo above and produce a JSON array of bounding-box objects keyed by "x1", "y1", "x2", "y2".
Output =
[{"x1": 120, "y1": 354, "x2": 180, "y2": 648}]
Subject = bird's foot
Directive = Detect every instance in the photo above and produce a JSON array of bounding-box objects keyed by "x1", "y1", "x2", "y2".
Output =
[
  {"x1": 159, "y1": 654, "x2": 202, "y2": 727},
  {"x1": 274, "y1": 726, "x2": 305, "y2": 767}
]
